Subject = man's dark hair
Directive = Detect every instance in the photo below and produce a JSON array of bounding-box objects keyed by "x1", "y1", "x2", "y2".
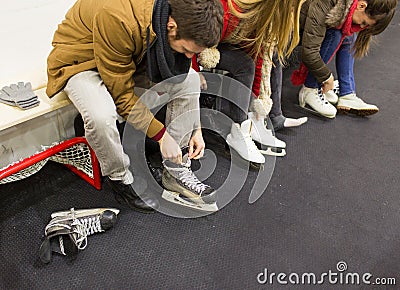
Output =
[{"x1": 168, "y1": 0, "x2": 224, "y2": 48}]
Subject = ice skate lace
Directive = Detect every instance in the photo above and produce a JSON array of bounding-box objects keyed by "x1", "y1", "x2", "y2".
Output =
[
  {"x1": 317, "y1": 89, "x2": 329, "y2": 105},
  {"x1": 317, "y1": 81, "x2": 340, "y2": 104},
  {"x1": 333, "y1": 81, "x2": 340, "y2": 95},
  {"x1": 45, "y1": 212, "x2": 103, "y2": 251},
  {"x1": 178, "y1": 167, "x2": 208, "y2": 195},
  {"x1": 44, "y1": 222, "x2": 72, "y2": 255},
  {"x1": 71, "y1": 216, "x2": 103, "y2": 250}
]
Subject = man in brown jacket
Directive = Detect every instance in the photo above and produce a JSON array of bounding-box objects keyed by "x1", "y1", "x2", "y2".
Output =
[{"x1": 47, "y1": 0, "x2": 224, "y2": 213}]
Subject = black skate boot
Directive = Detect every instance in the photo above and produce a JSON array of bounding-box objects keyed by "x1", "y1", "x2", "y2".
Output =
[
  {"x1": 39, "y1": 208, "x2": 119, "y2": 264},
  {"x1": 161, "y1": 156, "x2": 218, "y2": 211}
]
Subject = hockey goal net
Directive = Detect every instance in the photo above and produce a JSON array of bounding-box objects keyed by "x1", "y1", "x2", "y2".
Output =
[{"x1": 0, "y1": 137, "x2": 101, "y2": 189}]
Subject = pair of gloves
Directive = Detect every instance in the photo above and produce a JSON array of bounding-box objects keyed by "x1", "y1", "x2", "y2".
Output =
[{"x1": 0, "y1": 82, "x2": 40, "y2": 110}]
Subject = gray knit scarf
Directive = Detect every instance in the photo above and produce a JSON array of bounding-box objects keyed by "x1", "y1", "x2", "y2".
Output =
[{"x1": 147, "y1": 0, "x2": 191, "y2": 83}]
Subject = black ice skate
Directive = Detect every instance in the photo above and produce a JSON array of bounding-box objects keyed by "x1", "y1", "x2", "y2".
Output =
[
  {"x1": 39, "y1": 208, "x2": 119, "y2": 264},
  {"x1": 161, "y1": 156, "x2": 218, "y2": 212}
]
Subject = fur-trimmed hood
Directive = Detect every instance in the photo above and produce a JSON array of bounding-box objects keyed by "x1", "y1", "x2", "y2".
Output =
[{"x1": 325, "y1": 0, "x2": 354, "y2": 27}]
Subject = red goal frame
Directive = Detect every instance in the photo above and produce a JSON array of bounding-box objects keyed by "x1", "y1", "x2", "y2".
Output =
[{"x1": 0, "y1": 137, "x2": 101, "y2": 190}]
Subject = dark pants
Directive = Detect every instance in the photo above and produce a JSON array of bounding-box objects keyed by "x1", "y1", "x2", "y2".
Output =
[
  {"x1": 269, "y1": 53, "x2": 283, "y2": 119},
  {"x1": 204, "y1": 43, "x2": 255, "y2": 124}
]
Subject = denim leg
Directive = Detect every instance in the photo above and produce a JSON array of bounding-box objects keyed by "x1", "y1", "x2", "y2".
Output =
[
  {"x1": 336, "y1": 35, "x2": 356, "y2": 96},
  {"x1": 64, "y1": 71, "x2": 130, "y2": 179},
  {"x1": 212, "y1": 43, "x2": 255, "y2": 123},
  {"x1": 164, "y1": 68, "x2": 201, "y2": 148},
  {"x1": 304, "y1": 29, "x2": 343, "y2": 88}
]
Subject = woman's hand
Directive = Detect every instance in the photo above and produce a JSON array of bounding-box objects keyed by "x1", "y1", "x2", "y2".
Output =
[{"x1": 321, "y1": 74, "x2": 334, "y2": 93}]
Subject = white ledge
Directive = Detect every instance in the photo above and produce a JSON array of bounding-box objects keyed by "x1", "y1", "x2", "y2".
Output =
[{"x1": 0, "y1": 87, "x2": 72, "y2": 131}]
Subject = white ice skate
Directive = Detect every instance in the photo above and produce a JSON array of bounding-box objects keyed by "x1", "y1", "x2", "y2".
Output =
[
  {"x1": 322, "y1": 80, "x2": 340, "y2": 104},
  {"x1": 248, "y1": 112, "x2": 286, "y2": 157},
  {"x1": 226, "y1": 119, "x2": 265, "y2": 164},
  {"x1": 298, "y1": 86, "x2": 337, "y2": 118}
]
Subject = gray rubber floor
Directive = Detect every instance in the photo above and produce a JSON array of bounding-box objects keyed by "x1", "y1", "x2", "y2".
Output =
[{"x1": 1, "y1": 7, "x2": 399, "y2": 290}]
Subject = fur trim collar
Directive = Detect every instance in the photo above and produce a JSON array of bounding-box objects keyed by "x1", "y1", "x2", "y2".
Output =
[{"x1": 325, "y1": 0, "x2": 355, "y2": 27}]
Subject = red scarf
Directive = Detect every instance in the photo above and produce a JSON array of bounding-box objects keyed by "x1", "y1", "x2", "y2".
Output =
[{"x1": 291, "y1": 0, "x2": 364, "y2": 86}]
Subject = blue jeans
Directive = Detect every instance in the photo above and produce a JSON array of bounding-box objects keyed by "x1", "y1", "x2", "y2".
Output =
[{"x1": 304, "y1": 29, "x2": 356, "y2": 96}]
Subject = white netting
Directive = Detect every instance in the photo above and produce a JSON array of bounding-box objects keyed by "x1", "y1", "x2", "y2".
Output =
[
  {"x1": 0, "y1": 141, "x2": 94, "y2": 184},
  {"x1": 46, "y1": 142, "x2": 93, "y2": 177},
  {"x1": 0, "y1": 159, "x2": 50, "y2": 183}
]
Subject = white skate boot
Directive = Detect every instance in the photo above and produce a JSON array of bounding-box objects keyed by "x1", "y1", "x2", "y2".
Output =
[
  {"x1": 299, "y1": 86, "x2": 337, "y2": 118},
  {"x1": 321, "y1": 80, "x2": 339, "y2": 104},
  {"x1": 248, "y1": 112, "x2": 286, "y2": 157},
  {"x1": 226, "y1": 119, "x2": 265, "y2": 164},
  {"x1": 336, "y1": 93, "x2": 379, "y2": 116}
]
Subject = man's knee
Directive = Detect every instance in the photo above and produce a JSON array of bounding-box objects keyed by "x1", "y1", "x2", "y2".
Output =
[
  {"x1": 187, "y1": 68, "x2": 201, "y2": 90},
  {"x1": 83, "y1": 110, "x2": 118, "y2": 132},
  {"x1": 172, "y1": 69, "x2": 201, "y2": 101}
]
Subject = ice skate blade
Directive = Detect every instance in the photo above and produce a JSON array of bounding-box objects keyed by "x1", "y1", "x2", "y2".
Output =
[
  {"x1": 224, "y1": 147, "x2": 264, "y2": 171},
  {"x1": 295, "y1": 104, "x2": 336, "y2": 119},
  {"x1": 259, "y1": 147, "x2": 286, "y2": 157},
  {"x1": 162, "y1": 190, "x2": 218, "y2": 212},
  {"x1": 51, "y1": 208, "x2": 120, "y2": 219},
  {"x1": 225, "y1": 142, "x2": 265, "y2": 165}
]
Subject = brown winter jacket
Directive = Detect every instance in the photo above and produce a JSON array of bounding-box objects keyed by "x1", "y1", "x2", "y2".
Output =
[
  {"x1": 46, "y1": 0, "x2": 164, "y2": 139},
  {"x1": 300, "y1": 0, "x2": 354, "y2": 83}
]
